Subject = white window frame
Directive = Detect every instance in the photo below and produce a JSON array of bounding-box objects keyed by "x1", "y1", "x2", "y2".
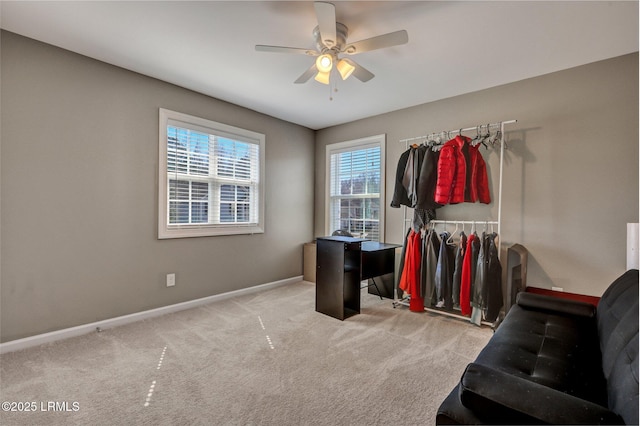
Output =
[
  {"x1": 325, "y1": 134, "x2": 386, "y2": 242},
  {"x1": 158, "y1": 108, "x2": 265, "y2": 239}
]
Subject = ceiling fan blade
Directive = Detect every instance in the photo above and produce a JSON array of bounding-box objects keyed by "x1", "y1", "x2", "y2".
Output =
[
  {"x1": 350, "y1": 60, "x2": 375, "y2": 82},
  {"x1": 294, "y1": 64, "x2": 318, "y2": 84},
  {"x1": 255, "y1": 45, "x2": 319, "y2": 56},
  {"x1": 342, "y1": 30, "x2": 409, "y2": 55},
  {"x1": 314, "y1": 2, "x2": 337, "y2": 48}
]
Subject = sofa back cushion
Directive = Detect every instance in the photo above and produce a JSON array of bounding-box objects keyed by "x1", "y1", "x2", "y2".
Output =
[{"x1": 597, "y1": 269, "x2": 639, "y2": 425}]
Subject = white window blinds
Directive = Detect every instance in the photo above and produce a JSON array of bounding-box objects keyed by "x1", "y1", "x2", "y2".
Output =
[
  {"x1": 159, "y1": 109, "x2": 264, "y2": 239},
  {"x1": 327, "y1": 135, "x2": 385, "y2": 241}
]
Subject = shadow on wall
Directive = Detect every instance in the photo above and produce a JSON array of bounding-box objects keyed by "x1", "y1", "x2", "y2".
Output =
[
  {"x1": 524, "y1": 250, "x2": 554, "y2": 289},
  {"x1": 503, "y1": 127, "x2": 539, "y2": 243}
]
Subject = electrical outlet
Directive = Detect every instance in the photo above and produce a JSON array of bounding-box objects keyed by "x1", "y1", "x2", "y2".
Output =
[
  {"x1": 551, "y1": 286, "x2": 563, "y2": 292},
  {"x1": 166, "y1": 273, "x2": 176, "y2": 287}
]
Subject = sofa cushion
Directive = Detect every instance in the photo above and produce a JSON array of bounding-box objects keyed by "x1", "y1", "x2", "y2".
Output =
[
  {"x1": 596, "y1": 269, "x2": 639, "y2": 425},
  {"x1": 459, "y1": 363, "x2": 622, "y2": 424},
  {"x1": 517, "y1": 291, "x2": 596, "y2": 318},
  {"x1": 473, "y1": 299, "x2": 607, "y2": 407}
]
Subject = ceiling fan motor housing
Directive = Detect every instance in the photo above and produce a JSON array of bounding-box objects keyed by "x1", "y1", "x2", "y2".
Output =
[{"x1": 313, "y1": 22, "x2": 348, "y2": 53}]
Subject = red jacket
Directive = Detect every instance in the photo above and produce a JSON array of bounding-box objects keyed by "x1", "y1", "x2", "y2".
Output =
[
  {"x1": 435, "y1": 136, "x2": 467, "y2": 204},
  {"x1": 434, "y1": 136, "x2": 491, "y2": 204},
  {"x1": 468, "y1": 145, "x2": 491, "y2": 204},
  {"x1": 399, "y1": 230, "x2": 425, "y2": 312}
]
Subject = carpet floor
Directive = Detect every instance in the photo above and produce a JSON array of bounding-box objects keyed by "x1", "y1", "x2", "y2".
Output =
[{"x1": 0, "y1": 281, "x2": 492, "y2": 425}]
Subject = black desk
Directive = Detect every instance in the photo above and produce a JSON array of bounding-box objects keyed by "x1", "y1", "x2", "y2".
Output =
[{"x1": 315, "y1": 236, "x2": 400, "y2": 320}]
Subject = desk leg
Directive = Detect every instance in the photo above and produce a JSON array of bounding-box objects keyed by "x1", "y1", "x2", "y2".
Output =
[
  {"x1": 362, "y1": 278, "x2": 383, "y2": 300},
  {"x1": 367, "y1": 272, "x2": 395, "y2": 299}
]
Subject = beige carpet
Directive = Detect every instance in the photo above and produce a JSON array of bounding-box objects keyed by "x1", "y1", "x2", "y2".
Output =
[{"x1": 0, "y1": 281, "x2": 492, "y2": 425}]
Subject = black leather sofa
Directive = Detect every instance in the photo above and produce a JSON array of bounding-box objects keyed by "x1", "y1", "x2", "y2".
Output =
[{"x1": 436, "y1": 269, "x2": 639, "y2": 425}]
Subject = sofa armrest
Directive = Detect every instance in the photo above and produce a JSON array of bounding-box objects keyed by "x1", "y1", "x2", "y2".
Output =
[
  {"x1": 516, "y1": 292, "x2": 596, "y2": 318},
  {"x1": 460, "y1": 363, "x2": 622, "y2": 424}
]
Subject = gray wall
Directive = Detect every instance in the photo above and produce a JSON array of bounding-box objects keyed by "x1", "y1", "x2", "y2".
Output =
[
  {"x1": 315, "y1": 53, "x2": 639, "y2": 297},
  {"x1": 1, "y1": 31, "x2": 315, "y2": 342},
  {"x1": 2, "y1": 29, "x2": 638, "y2": 343}
]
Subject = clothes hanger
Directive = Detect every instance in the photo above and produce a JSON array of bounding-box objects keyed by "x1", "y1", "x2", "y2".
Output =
[
  {"x1": 471, "y1": 124, "x2": 487, "y2": 147},
  {"x1": 470, "y1": 126, "x2": 482, "y2": 146},
  {"x1": 426, "y1": 136, "x2": 438, "y2": 149},
  {"x1": 446, "y1": 222, "x2": 458, "y2": 245},
  {"x1": 481, "y1": 124, "x2": 491, "y2": 148},
  {"x1": 485, "y1": 126, "x2": 500, "y2": 147},
  {"x1": 493, "y1": 129, "x2": 503, "y2": 148},
  {"x1": 431, "y1": 222, "x2": 442, "y2": 242},
  {"x1": 431, "y1": 132, "x2": 445, "y2": 151}
]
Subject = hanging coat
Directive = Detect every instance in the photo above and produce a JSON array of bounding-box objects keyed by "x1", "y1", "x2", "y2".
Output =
[
  {"x1": 390, "y1": 148, "x2": 412, "y2": 208},
  {"x1": 471, "y1": 232, "x2": 489, "y2": 326},
  {"x1": 466, "y1": 145, "x2": 491, "y2": 204},
  {"x1": 395, "y1": 227, "x2": 412, "y2": 299},
  {"x1": 399, "y1": 230, "x2": 424, "y2": 312},
  {"x1": 485, "y1": 233, "x2": 503, "y2": 322},
  {"x1": 402, "y1": 148, "x2": 416, "y2": 205},
  {"x1": 403, "y1": 146, "x2": 426, "y2": 208},
  {"x1": 435, "y1": 232, "x2": 456, "y2": 309},
  {"x1": 452, "y1": 231, "x2": 467, "y2": 310},
  {"x1": 459, "y1": 233, "x2": 477, "y2": 316},
  {"x1": 412, "y1": 208, "x2": 436, "y2": 233},
  {"x1": 434, "y1": 136, "x2": 469, "y2": 204},
  {"x1": 470, "y1": 233, "x2": 481, "y2": 293},
  {"x1": 416, "y1": 147, "x2": 443, "y2": 210},
  {"x1": 434, "y1": 232, "x2": 449, "y2": 307},
  {"x1": 399, "y1": 229, "x2": 420, "y2": 294},
  {"x1": 422, "y1": 229, "x2": 440, "y2": 308}
]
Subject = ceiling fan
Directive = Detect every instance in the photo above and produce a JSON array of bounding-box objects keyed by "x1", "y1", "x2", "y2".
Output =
[{"x1": 255, "y1": 2, "x2": 409, "y2": 85}]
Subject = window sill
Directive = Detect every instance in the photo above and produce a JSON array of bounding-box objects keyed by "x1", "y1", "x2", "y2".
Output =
[{"x1": 158, "y1": 224, "x2": 264, "y2": 239}]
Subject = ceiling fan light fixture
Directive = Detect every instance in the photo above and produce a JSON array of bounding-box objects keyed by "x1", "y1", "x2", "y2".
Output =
[
  {"x1": 337, "y1": 58, "x2": 355, "y2": 80},
  {"x1": 315, "y1": 53, "x2": 333, "y2": 73},
  {"x1": 314, "y1": 70, "x2": 331, "y2": 85}
]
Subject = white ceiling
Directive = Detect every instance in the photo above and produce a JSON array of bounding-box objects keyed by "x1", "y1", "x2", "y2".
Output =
[{"x1": 1, "y1": 1, "x2": 638, "y2": 130}]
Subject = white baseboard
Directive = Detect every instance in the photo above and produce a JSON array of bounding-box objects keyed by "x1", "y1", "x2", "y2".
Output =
[{"x1": 0, "y1": 275, "x2": 303, "y2": 354}]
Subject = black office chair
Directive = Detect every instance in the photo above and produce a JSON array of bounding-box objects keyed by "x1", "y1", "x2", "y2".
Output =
[{"x1": 331, "y1": 229, "x2": 383, "y2": 300}]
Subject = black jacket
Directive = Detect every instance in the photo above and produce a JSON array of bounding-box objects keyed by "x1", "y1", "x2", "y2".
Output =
[{"x1": 391, "y1": 146, "x2": 443, "y2": 210}]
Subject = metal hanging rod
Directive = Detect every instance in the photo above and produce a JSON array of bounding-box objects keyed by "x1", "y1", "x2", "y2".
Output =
[
  {"x1": 399, "y1": 120, "x2": 517, "y2": 144},
  {"x1": 429, "y1": 220, "x2": 499, "y2": 225},
  {"x1": 429, "y1": 220, "x2": 499, "y2": 234}
]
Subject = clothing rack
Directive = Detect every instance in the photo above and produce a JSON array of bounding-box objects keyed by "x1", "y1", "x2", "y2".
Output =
[
  {"x1": 394, "y1": 120, "x2": 517, "y2": 325},
  {"x1": 399, "y1": 120, "x2": 516, "y2": 239}
]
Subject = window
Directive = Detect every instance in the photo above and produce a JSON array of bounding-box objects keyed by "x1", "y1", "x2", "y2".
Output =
[
  {"x1": 159, "y1": 109, "x2": 265, "y2": 239},
  {"x1": 326, "y1": 135, "x2": 385, "y2": 242}
]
